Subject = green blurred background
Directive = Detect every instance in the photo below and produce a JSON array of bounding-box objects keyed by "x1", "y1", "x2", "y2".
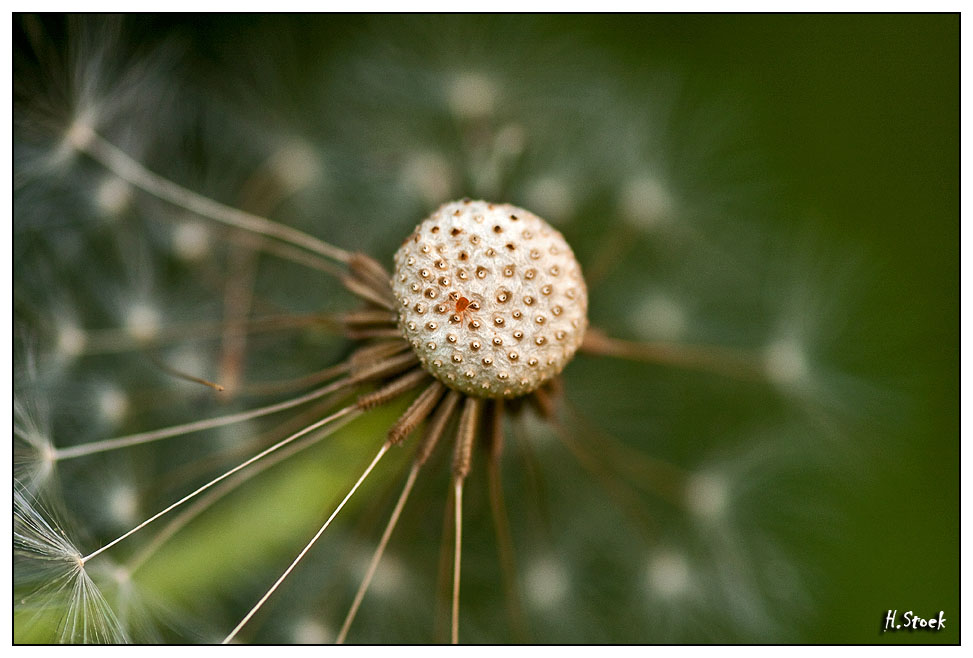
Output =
[
  {"x1": 613, "y1": 14, "x2": 961, "y2": 643},
  {"x1": 14, "y1": 14, "x2": 958, "y2": 644}
]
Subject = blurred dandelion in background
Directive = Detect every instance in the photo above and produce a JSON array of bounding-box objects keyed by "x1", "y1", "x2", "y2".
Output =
[{"x1": 13, "y1": 14, "x2": 958, "y2": 644}]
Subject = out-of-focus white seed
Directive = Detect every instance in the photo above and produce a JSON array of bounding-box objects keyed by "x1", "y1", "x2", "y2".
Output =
[
  {"x1": 95, "y1": 177, "x2": 131, "y2": 217},
  {"x1": 685, "y1": 471, "x2": 729, "y2": 522},
  {"x1": 632, "y1": 294, "x2": 687, "y2": 342},
  {"x1": 495, "y1": 123, "x2": 526, "y2": 157},
  {"x1": 268, "y1": 140, "x2": 322, "y2": 194},
  {"x1": 106, "y1": 483, "x2": 139, "y2": 526},
  {"x1": 56, "y1": 323, "x2": 87, "y2": 358},
  {"x1": 172, "y1": 221, "x2": 211, "y2": 262},
  {"x1": 64, "y1": 115, "x2": 96, "y2": 152},
  {"x1": 524, "y1": 176, "x2": 574, "y2": 224},
  {"x1": 447, "y1": 72, "x2": 496, "y2": 119},
  {"x1": 290, "y1": 618, "x2": 333, "y2": 644},
  {"x1": 646, "y1": 550, "x2": 691, "y2": 598},
  {"x1": 525, "y1": 556, "x2": 570, "y2": 611},
  {"x1": 620, "y1": 174, "x2": 675, "y2": 230},
  {"x1": 124, "y1": 303, "x2": 161, "y2": 343},
  {"x1": 401, "y1": 151, "x2": 454, "y2": 205},
  {"x1": 354, "y1": 551, "x2": 407, "y2": 599},
  {"x1": 97, "y1": 385, "x2": 129, "y2": 426},
  {"x1": 763, "y1": 337, "x2": 810, "y2": 388}
]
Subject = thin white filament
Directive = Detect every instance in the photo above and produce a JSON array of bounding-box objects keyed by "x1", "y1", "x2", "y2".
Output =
[
  {"x1": 336, "y1": 462, "x2": 421, "y2": 644},
  {"x1": 222, "y1": 442, "x2": 391, "y2": 644},
  {"x1": 76, "y1": 311, "x2": 343, "y2": 355},
  {"x1": 81, "y1": 405, "x2": 360, "y2": 565},
  {"x1": 452, "y1": 478, "x2": 464, "y2": 645},
  {"x1": 55, "y1": 377, "x2": 351, "y2": 460},
  {"x1": 75, "y1": 129, "x2": 353, "y2": 265},
  {"x1": 126, "y1": 406, "x2": 358, "y2": 575}
]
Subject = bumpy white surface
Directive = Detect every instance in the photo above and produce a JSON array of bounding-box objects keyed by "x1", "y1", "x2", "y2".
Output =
[{"x1": 392, "y1": 200, "x2": 588, "y2": 398}]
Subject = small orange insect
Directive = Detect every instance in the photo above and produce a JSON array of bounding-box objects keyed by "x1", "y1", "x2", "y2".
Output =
[{"x1": 449, "y1": 293, "x2": 479, "y2": 327}]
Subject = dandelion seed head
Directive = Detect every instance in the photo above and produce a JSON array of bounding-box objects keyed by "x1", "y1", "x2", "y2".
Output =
[
  {"x1": 646, "y1": 550, "x2": 691, "y2": 599},
  {"x1": 524, "y1": 556, "x2": 570, "y2": 611},
  {"x1": 447, "y1": 72, "x2": 497, "y2": 119},
  {"x1": 763, "y1": 337, "x2": 810, "y2": 389},
  {"x1": 95, "y1": 176, "x2": 131, "y2": 217},
  {"x1": 620, "y1": 174, "x2": 676, "y2": 230},
  {"x1": 393, "y1": 199, "x2": 588, "y2": 398},
  {"x1": 171, "y1": 220, "x2": 211, "y2": 261},
  {"x1": 124, "y1": 303, "x2": 160, "y2": 343}
]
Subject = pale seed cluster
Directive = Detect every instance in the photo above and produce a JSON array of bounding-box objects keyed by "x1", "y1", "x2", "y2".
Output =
[{"x1": 392, "y1": 200, "x2": 588, "y2": 398}]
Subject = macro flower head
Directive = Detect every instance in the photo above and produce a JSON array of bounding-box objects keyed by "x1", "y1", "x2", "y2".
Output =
[{"x1": 13, "y1": 14, "x2": 958, "y2": 645}]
